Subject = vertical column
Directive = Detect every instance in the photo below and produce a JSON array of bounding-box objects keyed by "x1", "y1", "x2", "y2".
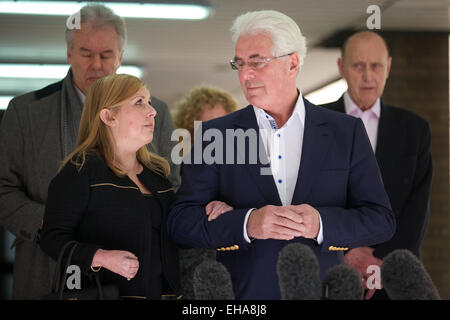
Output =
[{"x1": 382, "y1": 31, "x2": 450, "y2": 299}]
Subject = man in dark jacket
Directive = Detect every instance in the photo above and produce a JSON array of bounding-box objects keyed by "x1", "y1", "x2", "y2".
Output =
[
  {"x1": 0, "y1": 4, "x2": 179, "y2": 299},
  {"x1": 168, "y1": 12, "x2": 395, "y2": 300},
  {"x1": 321, "y1": 31, "x2": 432, "y2": 300}
]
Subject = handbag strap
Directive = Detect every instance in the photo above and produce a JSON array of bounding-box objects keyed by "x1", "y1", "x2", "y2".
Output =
[
  {"x1": 53, "y1": 240, "x2": 105, "y2": 300},
  {"x1": 58, "y1": 241, "x2": 79, "y2": 299},
  {"x1": 52, "y1": 240, "x2": 78, "y2": 293},
  {"x1": 93, "y1": 272, "x2": 105, "y2": 299}
]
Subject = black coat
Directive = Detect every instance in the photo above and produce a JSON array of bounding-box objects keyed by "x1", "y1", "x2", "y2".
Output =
[
  {"x1": 321, "y1": 96, "x2": 432, "y2": 258},
  {"x1": 40, "y1": 152, "x2": 179, "y2": 298}
]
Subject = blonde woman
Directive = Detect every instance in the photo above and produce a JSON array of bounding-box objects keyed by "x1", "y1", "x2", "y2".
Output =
[{"x1": 40, "y1": 74, "x2": 178, "y2": 299}]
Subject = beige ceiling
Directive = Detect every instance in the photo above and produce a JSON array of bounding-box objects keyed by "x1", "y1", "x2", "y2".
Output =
[{"x1": 0, "y1": 0, "x2": 449, "y2": 109}]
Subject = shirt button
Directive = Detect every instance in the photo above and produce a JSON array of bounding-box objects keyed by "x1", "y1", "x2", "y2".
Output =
[
  {"x1": 278, "y1": 155, "x2": 282, "y2": 159},
  {"x1": 277, "y1": 133, "x2": 281, "y2": 138},
  {"x1": 278, "y1": 179, "x2": 282, "y2": 184}
]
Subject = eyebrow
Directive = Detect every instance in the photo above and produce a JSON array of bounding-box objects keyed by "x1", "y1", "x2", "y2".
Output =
[
  {"x1": 134, "y1": 94, "x2": 152, "y2": 102},
  {"x1": 353, "y1": 61, "x2": 384, "y2": 65},
  {"x1": 233, "y1": 53, "x2": 262, "y2": 60},
  {"x1": 79, "y1": 47, "x2": 114, "y2": 54}
]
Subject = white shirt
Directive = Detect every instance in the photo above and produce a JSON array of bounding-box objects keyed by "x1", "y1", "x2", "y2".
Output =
[
  {"x1": 253, "y1": 97, "x2": 304, "y2": 206},
  {"x1": 343, "y1": 92, "x2": 380, "y2": 152},
  {"x1": 243, "y1": 93, "x2": 323, "y2": 244}
]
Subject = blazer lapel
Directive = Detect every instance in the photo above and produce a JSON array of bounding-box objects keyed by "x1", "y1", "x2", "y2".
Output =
[
  {"x1": 375, "y1": 101, "x2": 402, "y2": 172},
  {"x1": 234, "y1": 106, "x2": 282, "y2": 206},
  {"x1": 291, "y1": 99, "x2": 333, "y2": 204}
]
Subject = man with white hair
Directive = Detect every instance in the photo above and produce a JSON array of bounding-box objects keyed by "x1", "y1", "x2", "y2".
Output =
[
  {"x1": 0, "y1": 4, "x2": 179, "y2": 299},
  {"x1": 168, "y1": 10, "x2": 395, "y2": 299}
]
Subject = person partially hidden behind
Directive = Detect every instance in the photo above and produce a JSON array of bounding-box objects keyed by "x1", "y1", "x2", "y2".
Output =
[
  {"x1": 40, "y1": 74, "x2": 180, "y2": 299},
  {"x1": 321, "y1": 31, "x2": 432, "y2": 299},
  {"x1": 173, "y1": 86, "x2": 238, "y2": 144},
  {"x1": 172, "y1": 86, "x2": 238, "y2": 298},
  {"x1": 167, "y1": 10, "x2": 396, "y2": 299}
]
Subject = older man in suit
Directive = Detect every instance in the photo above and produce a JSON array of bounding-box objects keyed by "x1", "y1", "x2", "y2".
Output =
[
  {"x1": 0, "y1": 4, "x2": 179, "y2": 299},
  {"x1": 321, "y1": 31, "x2": 432, "y2": 299},
  {"x1": 167, "y1": 11, "x2": 395, "y2": 300}
]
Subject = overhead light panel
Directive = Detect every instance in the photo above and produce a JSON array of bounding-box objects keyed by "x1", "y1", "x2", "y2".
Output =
[
  {"x1": 0, "y1": 63, "x2": 142, "y2": 109},
  {"x1": 0, "y1": 96, "x2": 14, "y2": 110},
  {"x1": 0, "y1": 1, "x2": 212, "y2": 20},
  {"x1": 305, "y1": 79, "x2": 348, "y2": 105},
  {"x1": 0, "y1": 64, "x2": 143, "y2": 79}
]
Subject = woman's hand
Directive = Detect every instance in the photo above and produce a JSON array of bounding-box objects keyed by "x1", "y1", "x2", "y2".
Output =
[
  {"x1": 91, "y1": 249, "x2": 139, "y2": 280},
  {"x1": 205, "y1": 200, "x2": 233, "y2": 221}
]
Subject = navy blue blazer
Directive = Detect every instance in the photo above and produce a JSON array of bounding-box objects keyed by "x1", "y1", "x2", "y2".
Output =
[{"x1": 167, "y1": 98, "x2": 395, "y2": 299}]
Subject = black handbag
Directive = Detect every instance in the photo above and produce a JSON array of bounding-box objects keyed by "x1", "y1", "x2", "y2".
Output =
[{"x1": 41, "y1": 240, "x2": 119, "y2": 300}]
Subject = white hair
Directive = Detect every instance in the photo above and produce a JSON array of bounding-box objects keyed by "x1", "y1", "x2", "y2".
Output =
[{"x1": 230, "y1": 10, "x2": 307, "y2": 67}]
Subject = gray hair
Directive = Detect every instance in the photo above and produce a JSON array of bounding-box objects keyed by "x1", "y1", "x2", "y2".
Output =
[
  {"x1": 65, "y1": 4, "x2": 127, "y2": 52},
  {"x1": 230, "y1": 10, "x2": 307, "y2": 67}
]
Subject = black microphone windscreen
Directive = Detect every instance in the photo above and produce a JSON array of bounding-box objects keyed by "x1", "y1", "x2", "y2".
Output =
[
  {"x1": 179, "y1": 248, "x2": 216, "y2": 299},
  {"x1": 193, "y1": 259, "x2": 235, "y2": 300},
  {"x1": 381, "y1": 249, "x2": 440, "y2": 300},
  {"x1": 322, "y1": 264, "x2": 363, "y2": 300},
  {"x1": 277, "y1": 243, "x2": 321, "y2": 300}
]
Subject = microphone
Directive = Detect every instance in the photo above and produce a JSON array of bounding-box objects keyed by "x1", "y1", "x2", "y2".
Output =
[
  {"x1": 381, "y1": 249, "x2": 440, "y2": 300},
  {"x1": 277, "y1": 243, "x2": 321, "y2": 300},
  {"x1": 179, "y1": 248, "x2": 216, "y2": 299},
  {"x1": 193, "y1": 259, "x2": 235, "y2": 300},
  {"x1": 322, "y1": 264, "x2": 363, "y2": 300}
]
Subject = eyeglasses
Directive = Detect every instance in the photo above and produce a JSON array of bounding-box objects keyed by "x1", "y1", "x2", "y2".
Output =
[{"x1": 229, "y1": 53, "x2": 293, "y2": 71}]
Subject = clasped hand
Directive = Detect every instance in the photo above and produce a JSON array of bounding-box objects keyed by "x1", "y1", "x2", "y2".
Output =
[
  {"x1": 246, "y1": 204, "x2": 320, "y2": 240},
  {"x1": 204, "y1": 201, "x2": 320, "y2": 241}
]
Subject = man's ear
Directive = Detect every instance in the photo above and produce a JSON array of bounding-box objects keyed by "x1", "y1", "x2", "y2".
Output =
[
  {"x1": 386, "y1": 56, "x2": 392, "y2": 79},
  {"x1": 337, "y1": 57, "x2": 345, "y2": 78},
  {"x1": 67, "y1": 46, "x2": 72, "y2": 64},
  {"x1": 113, "y1": 50, "x2": 124, "y2": 73},
  {"x1": 118, "y1": 49, "x2": 124, "y2": 66},
  {"x1": 99, "y1": 108, "x2": 117, "y2": 127},
  {"x1": 289, "y1": 52, "x2": 300, "y2": 75}
]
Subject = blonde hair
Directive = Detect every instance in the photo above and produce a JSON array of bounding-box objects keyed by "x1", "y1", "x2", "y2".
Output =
[
  {"x1": 60, "y1": 74, "x2": 170, "y2": 178},
  {"x1": 172, "y1": 86, "x2": 238, "y2": 140}
]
